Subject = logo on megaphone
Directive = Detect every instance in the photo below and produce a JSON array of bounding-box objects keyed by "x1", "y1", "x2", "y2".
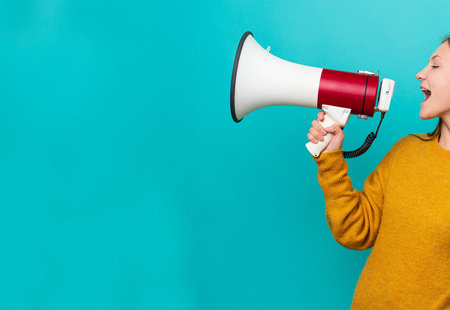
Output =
[{"x1": 230, "y1": 31, "x2": 395, "y2": 158}]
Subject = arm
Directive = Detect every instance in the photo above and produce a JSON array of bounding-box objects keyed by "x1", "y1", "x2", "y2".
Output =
[{"x1": 312, "y1": 143, "x2": 399, "y2": 250}]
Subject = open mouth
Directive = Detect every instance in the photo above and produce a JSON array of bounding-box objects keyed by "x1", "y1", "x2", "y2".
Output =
[{"x1": 421, "y1": 88, "x2": 431, "y2": 102}]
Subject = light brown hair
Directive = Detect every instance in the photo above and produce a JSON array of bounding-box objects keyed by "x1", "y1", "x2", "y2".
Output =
[{"x1": 411, "y1": 36, "x2": 450, "y2": 142}]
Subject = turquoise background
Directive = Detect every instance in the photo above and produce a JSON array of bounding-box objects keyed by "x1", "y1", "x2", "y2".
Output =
[{"x1": 0, "y1": 0, "x2": 447, "y2": 309}]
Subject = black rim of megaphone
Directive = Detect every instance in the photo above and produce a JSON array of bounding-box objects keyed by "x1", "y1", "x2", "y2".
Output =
[{"x1": 230, "y1": 31, "x2": 253, "y2": 123}]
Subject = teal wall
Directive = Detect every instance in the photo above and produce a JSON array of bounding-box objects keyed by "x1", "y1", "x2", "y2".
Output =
[{"x1": 0, "y1": 0, "x2": 447, "y2": 309}]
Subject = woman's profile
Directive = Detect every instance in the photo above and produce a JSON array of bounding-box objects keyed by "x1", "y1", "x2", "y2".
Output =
[{"x1": 307, "y1": 37, "x2": 450, "y2": 309}]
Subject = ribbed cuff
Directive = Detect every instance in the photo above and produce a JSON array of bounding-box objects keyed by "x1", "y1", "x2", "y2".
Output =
[
  {"x1": 312, "y1": 147, "x2": 347, "y2": 174},
  {"x1": 312, "y1": 147, "x2": 351, "y2": 201},
  {"x1": 312, "y1": 147, "x2": 343, "y2": 163}
]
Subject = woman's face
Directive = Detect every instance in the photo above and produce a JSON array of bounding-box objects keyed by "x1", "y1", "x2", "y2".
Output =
[{"x1": 416, "y1": 42, "x2": 450, "y2": 120}]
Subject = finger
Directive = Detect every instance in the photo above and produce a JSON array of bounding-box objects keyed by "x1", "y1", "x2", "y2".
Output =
[
  {"x1": 325, "y1": 125, "x2": 343, "y2": 135},
  {"x1": 317, "y1": 111, "x2": 325, "y2": 121},
  {"x1": 324, "y1": 125, "x2": 337, "y2": 132},
  {"x1": 312, "y1": 120, "x2": 327, "y2": 136},
  {"x1": 307, "y1": 133, "x2": 319, "y2": 144},
  {"x1": 309, "y1": 127, "x2": 324, "y2": 141}
]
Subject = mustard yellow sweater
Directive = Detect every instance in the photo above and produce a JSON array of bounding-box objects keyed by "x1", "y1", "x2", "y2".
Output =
[{"x1": 313, "y1": 133, "x2": 450, "y2": 309}]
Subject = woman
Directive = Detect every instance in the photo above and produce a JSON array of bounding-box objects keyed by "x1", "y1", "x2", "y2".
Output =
[{"x1": 308, "y1": 37, "x2": 450, "y2": 309}]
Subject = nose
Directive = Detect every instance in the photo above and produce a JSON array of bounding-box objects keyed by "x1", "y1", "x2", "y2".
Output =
[{"x1": 416, "y1": 67, "x2": 426, "y2": 81}]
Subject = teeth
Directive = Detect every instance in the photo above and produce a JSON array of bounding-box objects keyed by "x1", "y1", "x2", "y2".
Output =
[{"x1": 421, "y1": 88, "x2": 431, "y2": 96}]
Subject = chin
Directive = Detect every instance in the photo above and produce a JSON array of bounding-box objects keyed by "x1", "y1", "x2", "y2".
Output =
[
  {"x1": 419, "y1": 109, "x2": 436, "y2": 120},
  {"x1": 419, "y1": 113, "x2": 430, "y2": 120},
  {"x1": 419, "y1": 108, "x2": 441, "y2": 120},
  {"x1": 419, "y1": 100, "x2": 436, "y2": 119}
]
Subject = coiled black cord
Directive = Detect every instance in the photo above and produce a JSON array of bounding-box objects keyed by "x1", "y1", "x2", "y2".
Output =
[{"x1": 343, "y1": 112, "x2": 386, "y2": 159}]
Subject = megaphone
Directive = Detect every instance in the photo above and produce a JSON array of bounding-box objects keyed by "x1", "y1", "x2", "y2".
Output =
[{"x1": 230, "y1": 31, "x2": 395, "y2": 158}]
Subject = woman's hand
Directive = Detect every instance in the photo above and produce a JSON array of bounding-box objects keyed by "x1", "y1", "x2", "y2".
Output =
[{"x1": 307, "y1": 111, "x2": 345, "y2": 154}]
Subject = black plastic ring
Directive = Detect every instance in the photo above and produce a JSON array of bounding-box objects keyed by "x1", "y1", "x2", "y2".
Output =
[{"x1": 230, "y1": 31, "x2": 253, "y2": 123}]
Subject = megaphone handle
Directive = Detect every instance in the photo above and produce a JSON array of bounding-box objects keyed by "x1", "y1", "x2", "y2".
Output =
[{"x1": 305, "y1": 113, "x2": 340, "y2": 158}]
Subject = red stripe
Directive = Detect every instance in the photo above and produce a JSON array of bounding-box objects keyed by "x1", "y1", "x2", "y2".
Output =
[{"x1": 318, "y1": 69, "x2": 379, "y2": 117}]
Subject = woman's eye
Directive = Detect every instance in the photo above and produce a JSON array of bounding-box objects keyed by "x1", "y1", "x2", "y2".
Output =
[{"x1": 431, "y1": 65, "x2": 439, "y2": 68}]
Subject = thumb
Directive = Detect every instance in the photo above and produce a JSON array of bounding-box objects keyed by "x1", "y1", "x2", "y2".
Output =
[
  {"x1": 322, "y1": 124, "x2": 345, "y2": 153},
  {"x1": 325, "y1": 124, "x2": 343, "y2": 135}
]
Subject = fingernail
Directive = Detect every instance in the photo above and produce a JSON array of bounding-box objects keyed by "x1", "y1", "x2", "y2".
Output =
[{"x1": 321, "y1": 130, "x2": 327, "y2": 135}]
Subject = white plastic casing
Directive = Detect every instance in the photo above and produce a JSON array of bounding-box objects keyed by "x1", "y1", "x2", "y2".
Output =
[
  {"x1": 377, "y1": 78, "x2": 395, "y2": 112},
  {"x1": 233, "y1": 35, "x2": 323, "y2": 121}
]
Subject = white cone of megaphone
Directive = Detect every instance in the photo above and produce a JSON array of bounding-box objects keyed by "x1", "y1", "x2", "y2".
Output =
[{"x1": 230, "y1": 31, "x2": 395, "y2": 157}]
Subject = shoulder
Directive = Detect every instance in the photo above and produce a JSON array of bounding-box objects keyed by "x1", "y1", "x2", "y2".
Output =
[
  {"x1": 389, "y1": 133, "x2": 434, "y2": 154},
  {"x1": 400, "y1": 133, "x2": 435, "y2": 145}
]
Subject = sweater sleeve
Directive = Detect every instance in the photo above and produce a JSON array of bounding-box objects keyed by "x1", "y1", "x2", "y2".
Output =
[{"x1": 312, "y1": 142, "x2": 401, "y2": 250}]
